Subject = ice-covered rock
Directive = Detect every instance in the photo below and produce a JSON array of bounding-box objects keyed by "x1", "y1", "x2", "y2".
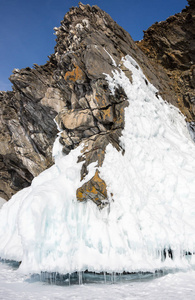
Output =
[{"x1": 0, "y1": 55, "x2": 195, "y2": 274}]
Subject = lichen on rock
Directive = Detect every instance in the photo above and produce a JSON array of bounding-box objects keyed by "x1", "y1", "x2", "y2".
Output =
[{"x1": 76, "y1": 169, "x2": 108, "y2": 207}]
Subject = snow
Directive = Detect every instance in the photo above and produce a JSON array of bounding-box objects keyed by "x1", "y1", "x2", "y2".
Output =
[
  {"x1": 0, "y1": 261, "x2": 195, "y2": 300},
  {"x1": 0, "y1": 54, "x2": 195, "y2": 275},
  {"x1": 104, "y1": 48, "x2": 117, "y2": 66},
  {"x1": 0, "y1": 197, "x2": 6, "y2": 209}
]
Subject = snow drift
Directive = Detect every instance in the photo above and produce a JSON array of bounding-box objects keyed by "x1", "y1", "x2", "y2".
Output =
[{"x1": 0, "y1": 55, "x2": 195, "y2": 274}]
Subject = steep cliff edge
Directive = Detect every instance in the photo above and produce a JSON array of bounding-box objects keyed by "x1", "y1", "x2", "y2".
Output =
[
  {"x1": 137, "y1": 0, "x2": 195, "y2": 125},
  {"x1": 0, "y1": 2, "x2": 193, "y2": 201}
]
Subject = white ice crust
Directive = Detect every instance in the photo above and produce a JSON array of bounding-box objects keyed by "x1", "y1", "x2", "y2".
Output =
[
  {"x1": 0, "y1": 55, "x2": 195, "y2": 274},
  {"x1": 0, "y1": 198, "x2": 6, "y2": 209}
]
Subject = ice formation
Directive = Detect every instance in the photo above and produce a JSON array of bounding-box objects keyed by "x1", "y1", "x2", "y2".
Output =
[
  {"x1": 0, "y1": 198, "x2": 6, "y2": 209},
  {"x1": 0, "y1": 55, "x2": 195, "y2": 274}
]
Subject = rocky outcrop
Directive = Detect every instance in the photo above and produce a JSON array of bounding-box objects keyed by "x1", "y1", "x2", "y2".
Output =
[
  {"x1": 137, "y1": 0, "x2": 195, "y2": 126},
  {"x1": 76, "y1": 170, "x2": 108, "y2": 207},
  {"x1": 1, "y1": 2, "x2": 194, "y2": 203},
  {"x1": 0, "y1": 64, "x2": 58, "y2": 199}
]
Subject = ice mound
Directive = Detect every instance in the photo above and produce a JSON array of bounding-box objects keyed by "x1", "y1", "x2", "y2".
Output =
[{"x1": 0, "y1": 55, "x2": 195, "y2": 274}]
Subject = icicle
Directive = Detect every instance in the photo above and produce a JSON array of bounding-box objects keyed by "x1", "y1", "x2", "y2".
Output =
[
  {"x1": 69, "y1": 273, "x2": 71, "y2": 286},
  {"x1": 113, "y1": 272, "x2": 116, "y2": 283},
  {"x1": 41, "y1": 272, "x2": 45, "y2": 283},
  {"x1": 162, "y1": 269, "x2": 165, "y2": 276},
  {"x1": 104, "y1": 271, "x2": 106, "y2": 283},
  {"x1": 61, "y1": 273, "x2": 64, "y2": 283},
  {"x1": 111, "y1": 272, "x2": 114, "y2": 283},
  {"x1": 78, "y1": 271, "x2": 83, "y2": 285}
]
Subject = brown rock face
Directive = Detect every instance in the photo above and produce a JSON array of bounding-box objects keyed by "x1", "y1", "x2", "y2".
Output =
[
  {"x1": 0, "y1": 2, "x2": 193, "y2": 203},
  {"x1": 137, "y1": 0, "x2": 195, "y2": 127},
  {"x1": 77, "y1": 170, "x2": 108, "y2": 207},
  {"x1": 0, "y1": 64, "x2": 58, "y2": 199}
]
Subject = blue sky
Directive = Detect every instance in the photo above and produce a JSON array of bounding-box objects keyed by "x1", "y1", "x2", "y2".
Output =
[{"x1": 0, "y1": 0, "x2": 188, "y2": 91}]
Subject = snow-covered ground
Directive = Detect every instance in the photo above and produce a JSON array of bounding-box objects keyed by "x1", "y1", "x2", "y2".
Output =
[{"x1": 0, "y1": 261, "x2": 195, "y2": 300}]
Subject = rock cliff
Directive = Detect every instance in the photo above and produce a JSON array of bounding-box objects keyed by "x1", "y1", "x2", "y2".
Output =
[
  {"x1": 0, "y1": 1, "x2": 194, "y2": 203},
  {"x1": 137, "y1": 0, "x2": 195, "y2": 128}
]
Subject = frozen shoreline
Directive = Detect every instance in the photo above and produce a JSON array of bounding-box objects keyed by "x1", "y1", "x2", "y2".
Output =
[{"x1": 0, "y1": 261, "x2": 195, "y2": 300}]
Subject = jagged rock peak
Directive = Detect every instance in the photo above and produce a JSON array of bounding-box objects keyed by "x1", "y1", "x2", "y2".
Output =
[{"x1": 54, "y1": 1, "x2": 133, "y2": 48}]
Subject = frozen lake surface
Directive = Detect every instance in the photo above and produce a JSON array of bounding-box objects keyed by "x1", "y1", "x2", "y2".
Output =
[{"x1": 0, "y1": 261, "x2": 195, "y2": 300}]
